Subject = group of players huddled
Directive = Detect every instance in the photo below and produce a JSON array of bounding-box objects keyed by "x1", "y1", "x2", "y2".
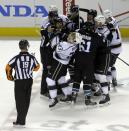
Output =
[{"x1": 39, "y1": 5, "x2": 122, "y2": 108}]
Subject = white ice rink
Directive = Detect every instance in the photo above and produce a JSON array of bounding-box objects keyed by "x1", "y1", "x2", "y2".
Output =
[{"x1": 0, "y1": 38, "x2": 129, "y2": 131}]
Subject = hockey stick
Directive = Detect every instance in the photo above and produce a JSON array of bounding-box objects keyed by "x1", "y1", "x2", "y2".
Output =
[
  {"x1": 117, "y1": 15, "x2": 129, "y2": 23},
  {"x1": 79, "y1": 8, "x2": 89, "y2": 13},
  {"x1": 98, "y1": 2, "x2": 104, "y2": 15},
  {"x1": 97, "y1": 2, "x2": 129, "y2": 18},
  {"x1": 97, "y1": 3, "x2": 129, "y2": 24},
  {"x1": 114, "y1": 10, "x2": 129, "y2": 18},
  {"x1": 77, "y1": 5, "x2": 80, "y2": 29},
  {"x1": 111, "y1": 53, "x2": 129, "y2": 66},
  {"x1": 117, "y1": 56, "x2": 129, "y2": 66}
]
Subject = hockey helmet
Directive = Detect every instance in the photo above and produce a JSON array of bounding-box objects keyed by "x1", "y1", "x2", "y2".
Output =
[
  {"x1": 95, "y1": 15, "x2": 106, "y2": 25},
  {"x1": 49, "y1": 5, "x2": 58, "y2": 12},
  {"x1": 83, "y1": 21, "x2": 95, "y2": 34},
  {"x1": 70, "y1": 5, "x2": 79, "y2": 13},
  {"x1": 48, "y1": 5, "x2": 58, "y2": 18},
  {"x1": 19, "y1": 39, "x2": 29, "y2": 50},
  {"x1": 88, "y1": 9, "x2": 97, "y2": 18},
  {"x1": 104, "y1": 9, "x2": 112, "y2": 19}
]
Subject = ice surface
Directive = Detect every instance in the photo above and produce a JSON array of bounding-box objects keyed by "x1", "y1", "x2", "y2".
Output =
[{"x1": 0, "y1": 39, "x2": 129, "y2": 131}]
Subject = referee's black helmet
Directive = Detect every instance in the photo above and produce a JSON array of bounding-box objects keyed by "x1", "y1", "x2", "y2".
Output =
[{"x1": 19, "y1": 39, "x2": 29, "y2": 50}]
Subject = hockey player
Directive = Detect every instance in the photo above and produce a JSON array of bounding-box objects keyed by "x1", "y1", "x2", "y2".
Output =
[
  {"x1": 93, "y1": 15, "x2": 111, "y2": 104},
  {"x1": 104, "y1": 9, "x2": 122, "y2": 88},
  {"x1": 66, "y1": 5, "x2": 84, "y2": 84},
  {"x1": 71, "y1": 21, "x2": 110, "y2": 106},
  {"x1": 67, "y1": 5, "x2": 84, "y2": 29},
  {"x1": 40, "y1": 5, "x2": 69, "y2": 97},
  {"x1": 40, "y1": 5, "x2": 58, "y2": 97},
  {"x1": 46, "y1": 32, "x2": 82, "y2": 108},
  {"x1": 5, "y1": 40, "x2": 40, "y2": 126},
  {"x1": 95, "y1": 15, "x2": 110, "y2": 37}
]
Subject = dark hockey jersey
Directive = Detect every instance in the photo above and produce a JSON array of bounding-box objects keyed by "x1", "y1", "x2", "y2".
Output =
[{"x1": 75, "y1": 32, "x2": 110, "y2": 65}]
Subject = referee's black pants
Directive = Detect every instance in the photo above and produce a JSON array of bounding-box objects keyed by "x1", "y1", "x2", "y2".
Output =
[{"x1": 14, "y1": 79, "x2": 33, "y2": 124}]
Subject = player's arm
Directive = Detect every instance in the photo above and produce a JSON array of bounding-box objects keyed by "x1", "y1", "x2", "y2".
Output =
[
  {"x1": 33, "y1": 57, "x2": 40, "y2": 71},
  {"x1": 40, "y1": 27, "x2": 48, "y2": 37},
  {"x1": 5, "y1": 64, "x2": 14, "y2": 81},
  {"x1": 98, "y1": 35, "x2": 111, "y2": 54},
  {"x1": 107, "y1": 23, "x2": 116, "y2": 32}
]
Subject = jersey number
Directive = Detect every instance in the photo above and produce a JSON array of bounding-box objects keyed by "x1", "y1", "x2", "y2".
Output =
[
  {"x1": 79, "y1": 39, "x2": 91, "y2": 52},
  {"x1": 22, "y1": 62, "x2": 29, "y2": 69}
]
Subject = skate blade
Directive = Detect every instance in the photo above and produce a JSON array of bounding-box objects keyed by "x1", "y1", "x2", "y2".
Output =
[
  {"x1": 49, "y1": 102, "x2": 71, "y2": 111},
  {"x1": 49, "y1": 106, "x2": 57, "y2": 111},
  {"x1": 13, "y1": 125, "x2": 26, "y2": 128},
  {"x1": 84, "y1": 104, "x2": 98, "y2": 109},
  {"x1": 49, "y1": 102, "x2": 59, "y2": 111},
  {"x1": 99, "y1": 102, "x2": 111, "y2": 107},
  {"x1": 59, "y1": 101, "x2": 72, "y2": 104}
]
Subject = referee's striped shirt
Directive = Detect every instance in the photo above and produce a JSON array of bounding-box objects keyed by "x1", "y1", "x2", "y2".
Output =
[{"x1": 6, "y1": 52, "x2": 40, "y2": 80}]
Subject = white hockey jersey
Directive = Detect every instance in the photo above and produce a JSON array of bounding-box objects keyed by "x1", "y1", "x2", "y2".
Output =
[
  {"x1": 108, "y1": 17, "x2": 122, "y2": 54},
  {"x1": 95, "y1": 26, "x2": 110, "y2": 39},
  {"x1": 53, "y1": 41, "x2": 78, "y2": 65}
]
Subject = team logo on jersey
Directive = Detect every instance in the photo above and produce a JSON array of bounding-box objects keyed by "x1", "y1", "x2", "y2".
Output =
[{"x1": 58, "y1": 45, "x2": 63, "y2": 50}]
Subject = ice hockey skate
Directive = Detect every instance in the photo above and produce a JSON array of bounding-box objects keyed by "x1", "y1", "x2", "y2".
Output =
[
  {"x1": 60, "y1": 95, "x2": 72, "y2": 103},
  {"x1": 49, "y1": 97, "x2": 58, "y2": 108},
  {"x1": 111, "y1": 79, "x2": 117, "y2": 92},
  {"x1": 85, "y1": 97, "x2": 97, "y2": 109},
  {"x1": 99, "y1": 94, "x2": 110, "y2": 107},
  {"x1": 112, "y1": 78, "x2": 117, "y2": 87},
  {"x1": 71, "y1": 92, "x2": 78, "y2": 104},
  {"x1": 92, "y1": 83, "x2": 102, "y2": 96}
]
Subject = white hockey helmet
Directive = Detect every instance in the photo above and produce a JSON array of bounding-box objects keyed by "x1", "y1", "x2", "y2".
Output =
[
  {"x1": 95, "y1": 15, "x2": 106, "y2": 25},
  {"x1": 104, "y1": 9, "x2": 112, "y2": 18},
  {"x1": 49, "y1": 5, "x2": 58, "y2": 12}
]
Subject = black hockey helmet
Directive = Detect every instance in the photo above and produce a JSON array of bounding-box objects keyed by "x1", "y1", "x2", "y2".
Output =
[
  {"x1": 48, "y1": 11, "x2": 58, "y2": 18},
  {"x1": 48, "y1": 10, "x2": 58, "y2": 24},
  {"x1": 88, "y1": 9, "x2": 97, "y2": 18},
  {"x1": 70, "y1": 5, "x2": 79, "y2": 13},
  {"x1": 19, "y1": 39, "x2": 29, "y2": 50},
  {"x1": 82, "y1": 21, "x2": 95, "y2": 34}
]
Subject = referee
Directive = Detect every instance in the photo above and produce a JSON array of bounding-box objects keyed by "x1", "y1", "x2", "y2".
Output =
[{"x1": 5, "y1": 40, "x2": 40, "y2": 127}]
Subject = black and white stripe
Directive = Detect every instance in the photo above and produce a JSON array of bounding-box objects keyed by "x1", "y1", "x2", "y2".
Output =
[{"x1": 8, "y1": 52, "x2": 39, "y2": 80}]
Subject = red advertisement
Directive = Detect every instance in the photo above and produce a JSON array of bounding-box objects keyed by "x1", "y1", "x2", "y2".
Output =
[{"x1": 63, "y1": 0, "x2": 75, "y2": 15}]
